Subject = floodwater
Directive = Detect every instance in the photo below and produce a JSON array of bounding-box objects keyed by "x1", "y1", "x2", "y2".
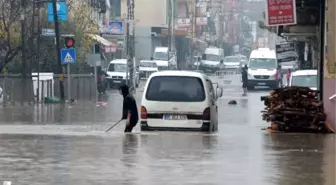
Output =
[{"x1": 0, "y1": 74, "x2": 334, "y2": 185}]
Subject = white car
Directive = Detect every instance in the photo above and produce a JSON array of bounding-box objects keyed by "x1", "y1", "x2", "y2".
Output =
[
  {"x1": 139, "y1": 60, "x2": 158, "y2": 79},
  {"x1": 105, "y1": 59, "x2": 140, "y2": 88},
  {"x1": 140, "y1": 70, "x2": 223, "y2": 132},
  {"x1": 288, "y1": 69, "x2": 317, "y2": 90},
  {"x1": 223, "y1": 56, "x2": 241, "y2": 69}
]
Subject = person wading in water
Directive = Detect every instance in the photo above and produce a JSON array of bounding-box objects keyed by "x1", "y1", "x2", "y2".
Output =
[
  {"x1": 242, "y1": 65, "x2": 248, "y2": 96},
  {"x1": 118, "y1": 84, "x2": 139, "y2": 133}
]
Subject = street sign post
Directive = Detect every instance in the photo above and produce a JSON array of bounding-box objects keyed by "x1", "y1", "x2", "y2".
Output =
[
  {"x1": 41, "y1": 28, "x2": 56, "y2": 36},
  {"x1": 61, "y1": 48, "x2": 76, "y2": 103},
  {"x1": 48, "y1": 1, "x2": 68, "y2": 22}
]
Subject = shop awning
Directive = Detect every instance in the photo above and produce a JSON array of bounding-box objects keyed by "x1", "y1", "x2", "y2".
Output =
[{"x1": 88, "y1": 34, "x2": 117, "y2": 53}]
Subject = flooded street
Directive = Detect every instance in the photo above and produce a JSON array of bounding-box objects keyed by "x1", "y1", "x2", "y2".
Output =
[{"x1": 0, "y1": 75, "x2": 334, "y2": 185}]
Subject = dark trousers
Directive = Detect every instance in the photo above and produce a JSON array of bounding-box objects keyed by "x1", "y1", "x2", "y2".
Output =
[{"x1": 124, "y1": 124, "x2": 134, "y2": 133}]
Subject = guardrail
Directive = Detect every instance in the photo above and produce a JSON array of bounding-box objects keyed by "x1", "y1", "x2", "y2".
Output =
[
  {"x1": 0, "y1": 74, "x2": 96, "y2": 105},
  {"x1": 215, "y1": 70, "x2": 241, "y2": 77}
]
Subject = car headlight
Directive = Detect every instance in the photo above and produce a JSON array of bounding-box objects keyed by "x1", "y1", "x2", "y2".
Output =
[{"x1": 269, "y1": 74, "x2": 276, "y2": 80}]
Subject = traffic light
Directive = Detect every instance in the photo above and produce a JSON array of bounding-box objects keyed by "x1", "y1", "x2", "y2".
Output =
[{"x1": 64, "y1": 37, "x2": 75, "y2": 48}]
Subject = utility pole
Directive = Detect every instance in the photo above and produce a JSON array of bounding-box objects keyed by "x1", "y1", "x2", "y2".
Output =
[
  {"x1": 167, "y1": 0, "x2": 172, "y2": 60},
  {"x1": 190, "y1": 0, "x2": 196, "y2": 57},
  {"x1": 20, "y1": 0, "x2": 26, "y2": 104},
  {"x1": 52, "y1": 0, "x2": 65, "y2": 100},
  {"x1": 171, "y1": 0, "x2": 175, "y2": 54},
  {"x1": 20, "y1": 0, "x2": 26, "y2": 77},
  {"x1": 126, "y1": 0, "x2": 135, "y2": 89},
  {"x1": 218, "y1": 2, "x2": 224, "y2": 48}
]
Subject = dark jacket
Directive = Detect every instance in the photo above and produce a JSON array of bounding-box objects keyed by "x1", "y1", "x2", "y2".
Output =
[
  {"x1": 119, "y1": 85, "x2": 139, "y2": 126},
  {"x1": 242, "y1": 69, "x2": 248, "y2": 83}
]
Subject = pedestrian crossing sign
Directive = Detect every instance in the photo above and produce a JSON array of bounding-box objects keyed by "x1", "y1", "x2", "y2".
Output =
[{"x1": 61, "y1": 48, "x2": 76, "y2": 64}]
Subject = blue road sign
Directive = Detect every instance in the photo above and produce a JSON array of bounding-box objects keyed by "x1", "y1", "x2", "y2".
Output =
[
  {"x1": 48, "y1": 2, "x2": 68, "y2": 22},
  {"x1": 61, "y1": 48, "x2": 76, "y2": 64}
]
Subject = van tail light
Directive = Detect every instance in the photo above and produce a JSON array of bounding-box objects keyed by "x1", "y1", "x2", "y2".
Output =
[
  {"x1": 141, "y1": 106, "x2": 147, "y2": 119},
  {"x1": 203, "y1": 107, "x2": 211, "y2": 120}
]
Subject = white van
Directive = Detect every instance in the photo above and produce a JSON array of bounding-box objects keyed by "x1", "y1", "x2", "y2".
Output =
[
  {"x1": 140, "y1": 71, "x2": 223, "y2": 132},
  {"x1": 247, "y1": 48, "x2": 279, "y2": 89},
  {"x1": 200, "y1": 47, "x2": 225, "y2": 73},
  {"x1": 153, "y1": 47, "x2": 177, "y2": 70},
  {"x1": 288, "y1": 70, "x2": 317, "y2": 90},
  {"x1": 105, "y1": 59, "x2": 140, "y2": 88}
]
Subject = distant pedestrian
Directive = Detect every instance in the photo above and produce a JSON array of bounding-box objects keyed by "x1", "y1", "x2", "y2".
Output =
[
  {"x1": 118, "y1": 84, "x2": 139, "y2": 133},
  {"x1": 242, "y1": 65, "x2": 248, "y2": 96},
  {"x1": 219, "y1": 60, "x2": 225, "y2": 70},
  {"x1": 286, "y1": 69, "x2": 291, "y2": 86},
  {"x1": 277, "y1": 65, "x2": 282, "y2": 87}
]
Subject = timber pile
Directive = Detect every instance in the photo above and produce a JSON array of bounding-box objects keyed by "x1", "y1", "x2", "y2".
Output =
[{"x1": 261, "y1": 86, "x2": 334, "y2": 133}]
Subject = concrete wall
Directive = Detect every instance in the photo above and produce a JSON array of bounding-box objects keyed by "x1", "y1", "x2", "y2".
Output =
[
  {"x1": 121, "y1": 0, "x2": 167, "y2": 27},
  {"x1": 325, "y1": 0, "x2": 336, "y2": 126}
]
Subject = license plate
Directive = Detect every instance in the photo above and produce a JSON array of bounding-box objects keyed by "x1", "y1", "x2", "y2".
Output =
[
  {"x1": 163, "y1": 114, "x2": 187, "y2": 120},
  {"x1": 258, "y1": 82, "x2": 266, "y2": 85},
  {"x1": 113, "y1": 80, "x2": 121, "y2": 83}
]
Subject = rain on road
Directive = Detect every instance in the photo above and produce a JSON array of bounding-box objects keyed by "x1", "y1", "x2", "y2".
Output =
[{"x1": 0, "y1": 74, "x2": 334, "y2": 185}]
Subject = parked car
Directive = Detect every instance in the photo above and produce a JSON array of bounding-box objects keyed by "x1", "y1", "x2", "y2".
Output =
[{"x1": 287, "y1": 69, "x2": 317, "y2": 90}]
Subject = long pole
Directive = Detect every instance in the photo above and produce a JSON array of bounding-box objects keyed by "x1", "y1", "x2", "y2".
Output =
[
  {"x1": 37, "y1": 2, "x2": 41, "y2": 103},
  {"x1": 20, "y1": 0, "x2": 26, "y2": 104},
  {"x1": 167, "y1": 0, "x2": 172, "y2": 62},
  {"x1": 171, "y1": 0, "x2": 175, "y2": 52},
  {"x1": 318, "y1": 0, "x2": 325, "y2": 100},
  {"x1": 52, "y1": 0, "x2": 65, "y2": 101},
  {"x1": 67, "y1": 64, "x2": 70, "y2": 103}
]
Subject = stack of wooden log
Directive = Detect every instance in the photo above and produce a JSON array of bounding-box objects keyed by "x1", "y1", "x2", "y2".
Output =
[{"x1": 261, "y1": 86, "x2": 334, "y2": 133}]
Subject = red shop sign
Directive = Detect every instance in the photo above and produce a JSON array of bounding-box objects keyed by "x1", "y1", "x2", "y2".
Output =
[{"x1": 265, "y1": 0, "x2": 297, "y2": 26}]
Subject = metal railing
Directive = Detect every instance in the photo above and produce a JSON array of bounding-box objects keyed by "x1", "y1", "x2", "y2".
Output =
[
  {"x1": 0, "y1": 73, "x2": 97, "y2": 105},
  {"x1": 215, "y1": 70, "x2": 241, "y2": 77}
]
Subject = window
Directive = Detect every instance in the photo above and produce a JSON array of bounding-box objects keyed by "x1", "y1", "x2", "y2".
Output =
[
  {"x1": 224, "y1": 56, "x2": 240, "y2": 63},
  {"x1": 249, "y1": 58, "x2": 277, "y2": 69},
  {"x1": 291, "y1": 75, "x2": 317, "y2": 88},
  {"x1": 110, "y1": 0, "x2": 121, "y2": 17},
  {"x1": 108, "y1": 63, "x2": 127, "y2": 72},
  {"x1": 154, "y1": 52, "x2": 168, "y2": 61},
  {"x1": 207, "y1": 80, "x2": 215, "y2": 100},
  {"x1": 204, "y1": 54, "x2": 220, "y2": 61},
  {"x1": 140, "y1": 62, "x2": 157, "y2": 68},
  {"x1": 145, "y1": 76, "x2": 205, "y2": 102}
]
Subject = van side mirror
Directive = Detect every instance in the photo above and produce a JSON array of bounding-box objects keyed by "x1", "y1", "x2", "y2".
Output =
[{"x1": 216, "y1": 87, "x2": 223, "y2": 99}]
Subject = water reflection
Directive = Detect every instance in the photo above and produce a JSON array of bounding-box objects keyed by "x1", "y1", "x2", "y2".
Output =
[{"x1": 263, "y1": 134, "x2": 335, "y2": 185}]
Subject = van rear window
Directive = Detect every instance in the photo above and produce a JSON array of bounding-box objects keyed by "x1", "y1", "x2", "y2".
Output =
[{"x1": 145, "y1": 76, "x2": 205, "y2": 102}]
